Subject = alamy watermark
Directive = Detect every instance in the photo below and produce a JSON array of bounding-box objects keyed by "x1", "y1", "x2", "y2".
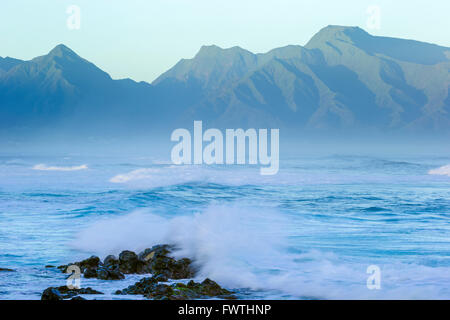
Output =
[
  {"x1": 66, "y1": 5, "x2": 81, "y2": 30},
  {"x1": 66, "y1": 265, "x2": 81, "y2": 289},
  {"x1": 170, "y1": 121, "x2": 279, "y2": 175},
  {"x1": 366, "y1": 265, "x2": 381, "y2": 290},
  {"x1": 366, "y1": 5, "x2": 381, "y2": 30}
]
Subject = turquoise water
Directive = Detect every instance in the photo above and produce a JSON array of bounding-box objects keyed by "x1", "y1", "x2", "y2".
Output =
[{"x1": 1, "y1": 154, "x2": 450, "y2": 299}]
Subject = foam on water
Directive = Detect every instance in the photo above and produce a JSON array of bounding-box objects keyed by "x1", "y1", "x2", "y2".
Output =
[
  {"x1": 73, "y1": 204, "x2": 450, "y2": 299},
  {"x1": 429, "y1": 164, "x2": 450, "y2": 177},
  {"x1": 1, "y1": 154, "x2": 450, "y2": 299},
  {"x1": 108, "y1": 162, "x2": 437, "y2": 189},
  {"x1": 33, "y1": 164, "x2": 88, "y2": 171}
]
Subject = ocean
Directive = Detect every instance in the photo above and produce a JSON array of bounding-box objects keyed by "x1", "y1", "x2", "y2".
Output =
[{"x1": 0, "y1": 153, "x2": 450, "y2": 299}]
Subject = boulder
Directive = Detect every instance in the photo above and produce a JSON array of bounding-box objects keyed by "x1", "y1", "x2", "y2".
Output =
[
  {"x1": 119, "y1": 250, "x2": 142, "y2": 274},
  {"x1": 116, "y1": 276, "x2": 158, "y2": 295},
  {"x1": 77, "y1": 256, "x2": 101, "y2": 272},
  {"x1": 137, "y1": 245, "x2": 195, "y2": 279},
  {"x1": 117, "y1": 277, "x2": 235, "y2": 300},
  {"x1": 57, "y1": 244, "x2": 196, "y2": 281},
  {"x1": 83, "y1": 267, "x2": 98, "y2": 279},
  {"x1": 97, "y1": 265, "x2": 125, "y2": 280},
  {"x1": 41, "y1": 288, "x2": 63, "y2": 301},
  {"x1": 42, "y1": 286, "x2": 103, "y2": 299},
  {"x1": 104, "y1": 255, "x2": 119, "y2": 267}
]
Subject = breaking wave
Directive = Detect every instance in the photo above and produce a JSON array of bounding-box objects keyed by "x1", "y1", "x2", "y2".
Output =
[
  {"x1": 73, "y1": 204, "x2": 450, "y2": 299},
  {"x1": 32, "y1": 164, "x2": 88, "y2": 171},
  {"x1": 429, "y1": 164, "x2": 450, "y2": 177}
]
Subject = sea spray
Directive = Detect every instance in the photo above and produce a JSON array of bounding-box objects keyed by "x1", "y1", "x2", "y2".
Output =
[{"x1": 71, "y1": 203, "x2": 450, "y2": 299}]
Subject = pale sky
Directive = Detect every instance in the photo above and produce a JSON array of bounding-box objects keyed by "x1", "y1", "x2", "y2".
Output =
[{"x1": 1, "y1": 0, "x2": 449, "y2": 83}]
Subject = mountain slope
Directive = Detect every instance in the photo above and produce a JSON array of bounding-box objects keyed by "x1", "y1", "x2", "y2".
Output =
[
  {"x1": 155, "y1": 26, "x2": 449, "y2": 133},
  {"x1": 1, "y1": 26, "x2": 449, "y2": 141},
  {"x1": 0, "y1": 44, "x2": 157, "y2": 135}
]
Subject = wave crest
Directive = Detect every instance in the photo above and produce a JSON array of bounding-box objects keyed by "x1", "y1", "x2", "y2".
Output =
[
  {"x1": 428, "y1": 164, "x2": 450, "y2": 176},
  {"x1": 32, "y1": 164, "x2": 88, "y2": 171},
  {"x1": 72, "y1": 204, "x2": 450, "y2": 299}
]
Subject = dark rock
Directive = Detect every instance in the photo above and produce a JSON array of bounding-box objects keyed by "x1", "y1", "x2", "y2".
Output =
[
  {"x1": 103, "y1": 255, "x2": 119, "y2": 267},
  {"x1": 48, "y1": 286, "x2": 103, "y2": 299},
  {"x1": 97, "y1": 266, "x2": 125, "y2": 280},
  {"x1": 45, "y1": 265, "x2": 55, "y2": 268},
  {"x1": 118, "y1": 277, "x2": 235, "y2": 300},
  {"x1": 119, "y1": 250, "x2": 142, "y2": 274},
  {"x1": 146, "y1": 284, "x2": 174, "y2": 299},
  {"x1": 58, "y1": 255, "x2": 101, "y2": 275},
  {"x1": 199, "y1": 278, "x2": 231, "y2": 296},
  {"x1": 116, "y1": 276, "x2": 158, "y2": 295},
  {"x1": 154, "y1": 274, "x2": 168, "y2": 282},
  {"x1": 83, "y1": 267, "x2": 98, "y2": 279},
  {"x1": 57, "y1": 265, "x2": 68, "y2": 272},
  {"x1": 41, "y1": 288, "x2": 63, "y2": 301},
  {"x1": 71, "y1": 296, "x2": 87, "y2": 300},
  {"x1": 0, "y1": 268, "x2": 15, "y2": 272},
  {"x1": 56, "y1": 244, "x2": 196, "y2": 282},
  {"x1": 77, "y1": 256, "x2": 101, "y2": 272},
  {"x1": 139, "y1": 245, "x2": 195, "y2": 279}
]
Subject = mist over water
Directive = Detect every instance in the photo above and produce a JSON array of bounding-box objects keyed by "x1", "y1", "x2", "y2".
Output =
[{"x1": 1, "y1": 147, "x2": 450, "y2": 299}]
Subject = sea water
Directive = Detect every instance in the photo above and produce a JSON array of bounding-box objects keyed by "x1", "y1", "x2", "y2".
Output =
[{"x1": 0, "y1": 154, "x2": 449, "y2": 299}]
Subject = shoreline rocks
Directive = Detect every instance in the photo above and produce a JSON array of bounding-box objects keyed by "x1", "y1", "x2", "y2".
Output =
[
  {"x1": 41, "y1": 286, "x2": 103, "y2": 300},
  {"x1": 42, "y1": 244, "x2": 235, "y2": 300},
  {"x1": 57, "y1": 244, "x2": 196, "y2": 281},
  {"x1": 116, "y1": 277, "x2": 236, "y2": 300}
]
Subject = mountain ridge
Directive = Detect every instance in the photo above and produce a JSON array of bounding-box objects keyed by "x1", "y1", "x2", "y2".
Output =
[{"x1": 1, "y1": 25, "x2": 449, "y2": 141}]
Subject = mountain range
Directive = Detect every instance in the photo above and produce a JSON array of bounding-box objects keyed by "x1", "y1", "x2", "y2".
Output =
[{"x1": 1, "y1": 25, "x2": 449, "y2": 142}]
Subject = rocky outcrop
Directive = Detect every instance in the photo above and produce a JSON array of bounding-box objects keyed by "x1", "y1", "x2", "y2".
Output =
[
  {"x1": 57, "y1": 244, "x2": 195, "y2": 281},
  {"x1": 46, "y1": 244, "x2": 233, "y2": 300},
  {"x1": 41, "y1": 286, "x2": 103, "y2": 300},
  {"x1": 0, "y1": 268, "x2": 15, "y2": 272},
  {"x1": 116, "y1": 276, "x2": 236, "y2": 300},
  {"x1": 41, "y1": 288, "x2": 63, "y2": 301}
]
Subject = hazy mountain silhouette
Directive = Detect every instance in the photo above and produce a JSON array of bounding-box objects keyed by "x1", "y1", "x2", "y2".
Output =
[{"x1": 1, "y1": 26, "x2": 449, "y2": 142}]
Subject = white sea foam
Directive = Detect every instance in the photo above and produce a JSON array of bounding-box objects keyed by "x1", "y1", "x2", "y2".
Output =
[
  {"x1": 108, "y1": 165, "x2": 337, "y2": 188},
  {"x1": 428, "y1": 164, "x2": 450, "y2": 177},
  {"x1": 73, "y1": 204, "x2": 450, "y2": 299},
  {"x1": 33, "y1": 164, "x2": 88, "y2": 171}
]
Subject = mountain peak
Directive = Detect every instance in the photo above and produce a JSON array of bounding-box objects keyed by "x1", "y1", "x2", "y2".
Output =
[
  {"x1": 306, "y1": 25, "x2": 370, "y2": 48},
  {"x1": 195, "y1": 44, "x2": 253, "y2": 59},
  {"x1": 47, "y1": 44, "x2": 80, "y2": 60}
]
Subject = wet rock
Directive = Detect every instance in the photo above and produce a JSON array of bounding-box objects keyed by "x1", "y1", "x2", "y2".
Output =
[
  {"x1": 77, "y1": 256, "x2": 101, "y2": 272},
  {"x1": 57, "y1": 255, "x2": 101, "y2": 274},
  {"x1": 57, "y1": 265, "x2": 68, "y2": 272},
  {"x1": 154, "y1": 274, "x2": 168, "y2": 282},
  {"x1": 119, "y1": 250, "x2": 142, "y2": 274},
  {"x1": 45, "y1": 265, "x2": 55, "y2": 268},
  {"x1": 57, "y1": 244, "x2": 195, "y2": 281},
  {"x1": 41, "y1": 288, "x2": 63, "y2": 301},
  {"x1": 58, "y1": 254, "x2": 125, "y2": 280},
  {"x1": 83, "y1": 267, "x2": 98, "y2": 279},
  {"x1": 138, "y1": 245, "x2": 195, "y2": 279},
  {"x1": 146, "y1": 284, "x2": 174, "y2": 299},
  {"x1": 116, "y1": 276, "x2": 158, "y2": 295},
  {"x1": 0, "y1": 268, "x2": 15, "y2": 272},
  {"x1": 198, "y1": 278, "x2": 230, "y2": 296},
  {"x1": 104, "y1": 255, "x2": 119, "y2": 267},
  {"x1": 117, "y1": 277, "x2": 234, "y2": 300},
  {"x1": 71, "y1": 296, "x2": 86, "y2": 300},
  {"x1": 41, "y1": 286, "x2": 103, "y2": 299},
  {"x1": 97, "y1": 265, "x2": 125, "y2": 280}
]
